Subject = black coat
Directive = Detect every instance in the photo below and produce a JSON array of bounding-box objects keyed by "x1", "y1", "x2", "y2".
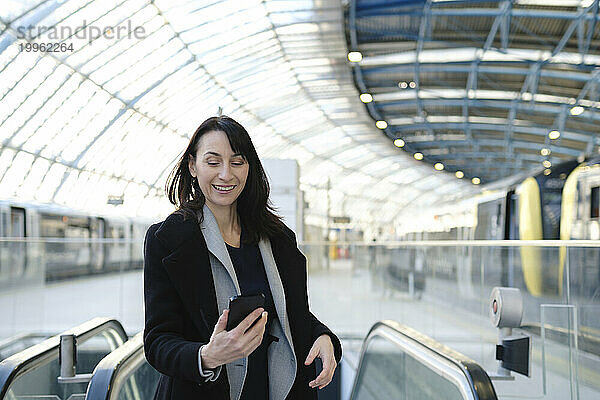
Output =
[{"x1": 143, "y1": 212, "x2": 342, "y2": 399}]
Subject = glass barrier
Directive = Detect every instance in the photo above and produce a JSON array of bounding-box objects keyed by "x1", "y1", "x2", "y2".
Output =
[
  {"x1": 301, "y1": 241, "x2": 600, "y2": 400},
  {"x1": 0, "y1": 238, "x2": 144, "y2": 340},
  {"x1": 86, "y1": 332, "x2": 159, "y2": 400},
  {"x1": 1, "y1": 237, "x2": 599, "y2": 399},
  {"x1": 351, "y1": 321, "x2": 496, "y2": 400},
  {"x1": 0, "y1": 318, "x2": 128, "y2": 400}
]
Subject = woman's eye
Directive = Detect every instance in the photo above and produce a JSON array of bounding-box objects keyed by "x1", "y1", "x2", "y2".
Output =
[
  {"x1": 232, "y1": 162, "x2": 244, "y2": 166},
  {"x1": 207, "y1": 161, "x2": 219, "y2": 166}
]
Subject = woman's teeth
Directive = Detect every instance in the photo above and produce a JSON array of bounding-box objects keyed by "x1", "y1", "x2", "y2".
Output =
[{"x1": 213, "y1": 184, "x2": 235, "y2": 192}]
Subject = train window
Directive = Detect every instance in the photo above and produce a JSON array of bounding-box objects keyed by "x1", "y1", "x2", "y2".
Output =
[
  {"x1": 591, "y1": 186, "x2": 599, "y2": 219},
  {"x1": 475, "y1": 200, "x2": 502, "y2": 239},
  {"x1": 40, "y1": 214, "x2": 66, "y2": 237},
  {"x1": 540, "y1": 189, "x2": 562, "y2": 240},
  {"x1": 39, "y1": 214, "x2": 90, "y2": 237},
  {"x1": 65, "y1": 216, "x2": 91, "y2": 238}
]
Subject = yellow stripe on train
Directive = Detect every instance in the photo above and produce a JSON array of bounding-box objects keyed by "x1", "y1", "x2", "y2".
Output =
[{"x1": 517, "y1": 177, "x2": 545, "y2": 297}]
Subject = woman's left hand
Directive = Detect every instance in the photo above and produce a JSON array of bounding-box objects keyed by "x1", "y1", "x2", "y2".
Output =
[{"x1": 304, "y1": 334, "x2": 337, "y2": 389}]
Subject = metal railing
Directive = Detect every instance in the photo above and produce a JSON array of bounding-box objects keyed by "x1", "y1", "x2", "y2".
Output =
[{"x1": 300, "y1": 240, "x2": 600, "y2": 247}]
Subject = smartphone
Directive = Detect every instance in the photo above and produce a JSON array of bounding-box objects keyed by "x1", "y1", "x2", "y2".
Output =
[{"x1": 226, "y1": 293, "x2": 265, "y2": 331}]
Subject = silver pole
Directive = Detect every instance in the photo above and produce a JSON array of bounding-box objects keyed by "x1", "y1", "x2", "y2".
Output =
[
  {"x1": 59, "y1": 335, "x2": 76, "y2": 378},
  {"x1": 58, "y1": 334, "x2": 93, "y2": 384}
]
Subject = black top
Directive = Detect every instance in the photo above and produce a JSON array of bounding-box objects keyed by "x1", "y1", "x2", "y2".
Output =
[{"x1": 226, "y1": 231, "x2": 277, "y2": 400}]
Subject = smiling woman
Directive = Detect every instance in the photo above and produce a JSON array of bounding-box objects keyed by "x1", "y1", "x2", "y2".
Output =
[
  {"x1": 144, "y1": 115, "x2": 342, "y2": 400},
  {"x1": 189, "y1": 131, "x2": 249, "y2": 217},
  {"x1": 166, "y1": 116, "x2": 284, "y2": 244}
]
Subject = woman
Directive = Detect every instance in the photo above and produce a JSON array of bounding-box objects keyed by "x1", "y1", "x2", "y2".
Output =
[{"x1": 143, "y1": 116, "x2": 342, "y2": 400}]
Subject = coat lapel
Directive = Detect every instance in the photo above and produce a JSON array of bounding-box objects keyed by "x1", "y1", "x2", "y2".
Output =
[
  {"x1": 260, "y1": 235, "x2": 300, "y2": 400},
  {"x1": 200, "y1": 205, "x2": 241, "y2": 295},
  {"x1": 154, "y1": 213, "x2": 218, "y2": 335},
  {"x1": 258, "y1": 238, "x2": 295, "y2": 351}
]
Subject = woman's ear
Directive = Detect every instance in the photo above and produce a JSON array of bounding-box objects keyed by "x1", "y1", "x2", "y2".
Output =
[{"x1": 188, "y1": 155, "x2": 196, "y2": 178}]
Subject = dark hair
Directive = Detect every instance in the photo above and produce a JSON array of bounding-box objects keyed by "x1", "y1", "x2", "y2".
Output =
[{"x1": 166, "y1": 115, "x2": 285, "y2": 243}]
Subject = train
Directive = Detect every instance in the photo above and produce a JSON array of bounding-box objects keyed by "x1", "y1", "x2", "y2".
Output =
[
  {"x1": 394, "y1": 156, "x2": 600, "y2": 293},
  {"x1": 0, "y1": 200, "x2": 151, "y2": 283},
  {"x1": 372, "y1": 156, "x2": 600, "y2": 346}
]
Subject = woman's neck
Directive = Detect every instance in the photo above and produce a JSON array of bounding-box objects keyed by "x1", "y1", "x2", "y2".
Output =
[{"x1": 206, "y1": 202, "x2": 241, "y2": 244}]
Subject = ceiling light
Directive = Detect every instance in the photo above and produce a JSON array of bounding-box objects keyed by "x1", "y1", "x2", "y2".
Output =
[
  {"x1": 409, "y1": 81, "x2": 416, "y2": 88},
  {"x1": 543, "y1": 160, "x2": 552, "y2": 168},
  {"x1": 570, "y1": 106, "x2": 584, "y2": 116},
  {"x1": 394, "y1": 138, "x2": 405, "y2": 147},
  {"x1": 414, "y1": 152, "x2": 423, "y2": 160},
  {"x1": 434, "y1": 163, "x2": 444, "y2": 171},
  {"x1": 472, "y1": 177, "x2": 481, "y2": 185},
  {"x1": 455, "y1": 171, "x2": 464, "y2": 179},
  {"x1": 398, "y1": 81, "x2": 408, "y2": 89},
  {"x1": 540, "y1": 148, "x2": 551, "y2": 156},
  {"x1": 360, "y1": 93, "x2": 373, "y2": 103},
  {"x1": 544, "y1": 169, "x2": 552, "y2": 175},
  {"x1": 549, "y1": 130, "x2": 560, "y2": 139},
  {"x1": 348, "y1": 51, "x2": 363, "y2": 62},
  {"x1": 376, "y1": 120, "x2": 388, "y2": 129}
]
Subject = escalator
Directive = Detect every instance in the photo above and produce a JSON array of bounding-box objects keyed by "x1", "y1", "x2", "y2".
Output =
[
  {"x1": 86, "y1": 332, "x2": 158, "y2": 400},
  {"x1": 0, "y1": 318, "x2": 127, "y2": 400},
  {"x1": 84, "y1": 320, "x2": 497, "y2": 400},
  {"x1": 350, "y1": 320, "x2": 497, "y2": 400},
  {"x1": 0, "y1": 318, "x2": 496, "y2": 399}
]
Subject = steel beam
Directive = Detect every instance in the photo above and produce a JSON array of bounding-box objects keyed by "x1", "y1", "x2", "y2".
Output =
[
  {"x1": 356, "y1": 8, "x2": 600, "y2": 21},
  {"x1": 362, "y1": 64, "x2": 594, "y2": 79},
  {"x1": 378, "y1": 97, "x2": 600, "y2": 125},
  {"x1": 390, "y1": 120, "x2": 591, "y2": 144},
  {"x1": 406, "y1": 138, "x2": 580, "y2": 156}
]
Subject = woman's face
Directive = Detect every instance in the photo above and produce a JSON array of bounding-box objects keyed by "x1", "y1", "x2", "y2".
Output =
[{"x1": 188, "y1": 130, "x2": 249, "y2": 210}]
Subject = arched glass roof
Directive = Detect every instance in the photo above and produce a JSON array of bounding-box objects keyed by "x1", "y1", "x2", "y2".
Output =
[
  {"x1": 0, "y1": 0, "x2": 474, "y2": 231},
  {"x1": 348, "y1": 0, "x2": 600, "y2": 184}
]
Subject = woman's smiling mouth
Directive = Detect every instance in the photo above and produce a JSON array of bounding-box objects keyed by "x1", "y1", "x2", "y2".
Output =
[{"x1": 212, "y1": 184, "x2": 236, "y2": 193}]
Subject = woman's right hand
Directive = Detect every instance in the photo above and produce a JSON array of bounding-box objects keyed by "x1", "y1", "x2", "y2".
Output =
[{"x1": 200, "y1": 308, "x2": 267, "y2": 369}]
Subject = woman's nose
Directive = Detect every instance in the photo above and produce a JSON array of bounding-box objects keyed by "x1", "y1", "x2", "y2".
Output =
[{"x1": 218, "y1": 164, "x2": 232, "y2": 180}]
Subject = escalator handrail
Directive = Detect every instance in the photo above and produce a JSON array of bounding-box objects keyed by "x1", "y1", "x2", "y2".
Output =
[
  {"x1": 350, "y1": 320, "x2": 498, "y2": 400},
  {"x1": 0, "y1": 317, "x2": 128, "y2": 397},
  {"x1": 85, "y1": 331, "x2": 144, "y2": 400}
]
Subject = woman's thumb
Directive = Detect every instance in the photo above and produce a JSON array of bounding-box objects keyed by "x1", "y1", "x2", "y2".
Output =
[
  {"x1": 214, "y1": 309, "x2": 228, "y2": 333},
  {"x1": 305, "y1": 344, "x2": 318, "y2": 365}
]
